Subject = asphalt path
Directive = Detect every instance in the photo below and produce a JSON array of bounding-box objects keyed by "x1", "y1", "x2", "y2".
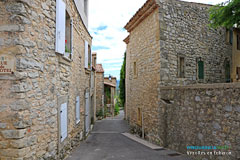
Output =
[{"x1": 67, "y1": 111, "x2": 192, "y2": 160}]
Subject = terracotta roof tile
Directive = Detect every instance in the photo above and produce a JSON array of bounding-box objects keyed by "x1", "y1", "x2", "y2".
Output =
[{"x1": 96, "y1": 64, "x2": 104, "y2": 73}]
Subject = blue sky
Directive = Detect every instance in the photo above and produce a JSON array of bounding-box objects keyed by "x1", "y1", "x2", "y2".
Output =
[{"x1": 89, "y1": 0, "x2": 225, "y2": 80}]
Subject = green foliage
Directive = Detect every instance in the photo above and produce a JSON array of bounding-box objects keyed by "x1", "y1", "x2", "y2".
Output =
[
  {"x1": 209, "y1": 0, "x2": 240, "y2": 29},
  {"x1": 104, "y1": 87, "x2": 111, "y2": 104},
  {"x1": 114, "y1": 102, "x2": 120, "y2": 115},
  {"x1": 96, "y1": 109, "x2": 103, "y2": 117},
  {"x1": 119, "y1": 52, "x2": 126, "y2": 107},
  {"x1": 65, "y1": 46, "x2": 71, "y2": 53}
]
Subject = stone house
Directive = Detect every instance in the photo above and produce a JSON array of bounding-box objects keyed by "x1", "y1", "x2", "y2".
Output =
[
  {"x1": 95, "y1": 63, "x2": 105, "y2": 117},
  {"x1": 124, "y1": 0, "x2": 239, "y2": 159},
  {"x1": 228, "y1": 28, "x2": 240, "y2": 82},
  {"x1": 0, "y1": 0, "x2": 95, "y2": 159},
  {"x1": 104, "y1": 77, "x2": 116, "y2": 117}
]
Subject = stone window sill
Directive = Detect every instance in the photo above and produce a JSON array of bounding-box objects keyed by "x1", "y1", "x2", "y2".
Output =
[
  {"x1": 56, "y1": 52, "x2": 73, "y2": 66},
  {"x1": 85, "y1": 68, "x2": 91, "y2": 74}
]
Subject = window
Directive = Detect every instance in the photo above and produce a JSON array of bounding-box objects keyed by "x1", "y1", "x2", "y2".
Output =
[
  {"x1": 55, "y1": 0, "x2": 73, "y2": 59},
  {"x1": 60, "y1": 102, "x2": 68, "y2": 142},
  {"x1": 76, "y1": 96, "x2": 80, "y2": 124},
  {"x1": 88, "y1": 45, "x2": 91, "y2": 68},
  {"x1": 198, "y1": 60, "x2": 204, "y2": 80},
  {"x1": 137, "y1": 108, "x2": 142, "y2": 126},
  {"x1": 179, "y1": 57, "x2": 185, "y2": 78},
  {"x1": 133, "y1": 62, "x2": 137, "y2": 77},
  {"x1": 85, "y1": 41, "x2": 88, "y2": 68},
  {"x1": 64, "y1": 11, "x2": 73, "y2": 59},
  {"x1": 84, "y1": 42, "x2": 91, "y2": 69},
  {"x1": 237, "y1": 34, "x2": 240, "y2": 50}
]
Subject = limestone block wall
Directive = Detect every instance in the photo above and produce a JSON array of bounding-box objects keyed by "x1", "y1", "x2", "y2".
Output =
[
  {"x1": 126, "y1": 8, "x2": 161, "y2": 142},
  {"x1": 96, "y1": 72, "x2": 104, "y2": 114},
  {"x1": 158, "y1": 0, "x2": 232, "y2": 85},
  {"x1": 0, "y1": 0, "x2": 92, "y2": 159},
  {"x1": 159, "y1": 83, "x2": 240, "y2": 160}
]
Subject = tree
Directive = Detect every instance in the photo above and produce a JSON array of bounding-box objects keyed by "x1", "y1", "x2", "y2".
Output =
[
  {"x1": 209, "y1": 0, "x2": 240, "y2": 29},
  {"x1": 119, "y1": 52, "x2": 126, "y2": 107}
]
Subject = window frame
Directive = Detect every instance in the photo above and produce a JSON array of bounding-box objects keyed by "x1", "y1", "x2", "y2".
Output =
[
  {"x1": 64, "y1": 11, "x2": 73, "y2": 60},
  {"x1": 197, "y1": 60, "x2": 204, "y2": 80},
  {"x1": 133, "y1": 61, "x2": 137, "y2": 78}
]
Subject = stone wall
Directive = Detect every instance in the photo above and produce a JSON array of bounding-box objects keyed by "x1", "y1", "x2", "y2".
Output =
[
  {"x1": 159, "y1": 83, "x2": 240, "y2": 160},
  {"x1": 158, "y1": 0, "x2": 232, "y2": 85},
  {"x1": 126, "y1": 8, "x2": 161, "y2": 142},
  {"x1": 0, "y1": 0, "x2": 92, "y2": 159},
  {"x1": 96, "y1": 72, "x2": 104, "y2": 114}
]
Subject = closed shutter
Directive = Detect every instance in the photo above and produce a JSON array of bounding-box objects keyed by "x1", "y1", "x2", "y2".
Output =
[
  {"x1": 198, "y1": 61, "x2": 204, "y2": 79},
  {"x1": 76, "y1": 96, "x2": 80, "y2": 124},
  {"x1": 60, "y1": 103, "x2": 68, "y2": 142},
  {"x1": 85, "y1": 41, "x2": 88, "y2": 68},
  {"x1": 55, "y1": 0, "x2": 66, "y2": 54}
]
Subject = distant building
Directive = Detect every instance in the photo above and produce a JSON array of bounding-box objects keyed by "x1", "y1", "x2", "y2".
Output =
[
  {"x1": 95, "y1": 63, "x2": 105, "y2": 118},
  {"x1": 124, "y1": 0, "x2": 238, "y2": 159},
  {"x1": 104, "y1": 77, "x2": 117, "y2": 117}
]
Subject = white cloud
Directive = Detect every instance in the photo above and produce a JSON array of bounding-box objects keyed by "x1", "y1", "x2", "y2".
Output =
[{"x1": 89, "y1": 0, "x2": 226, "y2": 80}]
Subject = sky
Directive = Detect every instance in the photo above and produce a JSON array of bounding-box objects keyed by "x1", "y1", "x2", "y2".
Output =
[{"x1": 89, "y1": 0, "x2": 226, "y2": 80}]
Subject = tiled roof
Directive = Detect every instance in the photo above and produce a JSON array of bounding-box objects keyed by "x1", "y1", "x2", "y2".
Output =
[
  {"x1": 104, "y1": 82, "x2": 116, "y2": 88},
  {"x1": 96, "y1": 64, "x2": 104, "y2": 73}
]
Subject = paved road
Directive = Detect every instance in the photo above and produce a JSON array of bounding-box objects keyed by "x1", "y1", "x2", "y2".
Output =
[{"x1": 67, "y1": 111, "x2": 192, "y2": 160}]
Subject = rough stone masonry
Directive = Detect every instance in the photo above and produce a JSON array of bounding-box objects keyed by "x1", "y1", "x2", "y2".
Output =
[
  {"x1": 124, "y1": 0, "x2": 236, "y2": 160},
  {"x1": 0, "y1": 0, "x2": 92, "y2": 159}
]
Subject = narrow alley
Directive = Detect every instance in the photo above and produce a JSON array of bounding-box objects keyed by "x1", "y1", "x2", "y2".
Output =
[{"x1": 67, "y1": 111, "x2": 192, "y2": 160}]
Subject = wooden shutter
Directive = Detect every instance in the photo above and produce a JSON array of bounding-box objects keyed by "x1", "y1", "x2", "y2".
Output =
[
  {"x1": 55, "y1": 0, "x2": 66, "y2": 54},
  {"x1": 76, "y1": 96, "x2": 80, "y2": 124},
  {"x1": 85, "y1": 41, "x2": 88, "y2": 68},
  {"x1": 198, "y1": 61, "x2": 204, "y2": 79},
  {"x1": 85, "y1": 92, "x2": 90, "y2": 133},
  {"x1": 60, "y1": 103, "x2": 68, "y2": 142}
]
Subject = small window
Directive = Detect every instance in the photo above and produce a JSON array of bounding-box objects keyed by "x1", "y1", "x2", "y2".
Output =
[
  {"x1": 198, "y1": 60, "x2": 204, "y2": 80},
  {"x1": 179, "y1": 57, "x2": 185, "y2": 78},
  {"x1": 88, "y1": 45, "x2": 91, "y2": 68},
  {"x1": 137, "y1": 108, "x2": 142, "y2": 126},
  {"x1": 65, "y1": 11, "x2": 73, "y2": 59},
  {"x1": 237, "y1": 34, "x2": 240, "y2": 50},
  {"x1": 84, "y1": 41, "x2": 88, "y2": 68},
  {"x1": 133, "y1": 62, "x2": 137, "y2": 76}
]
